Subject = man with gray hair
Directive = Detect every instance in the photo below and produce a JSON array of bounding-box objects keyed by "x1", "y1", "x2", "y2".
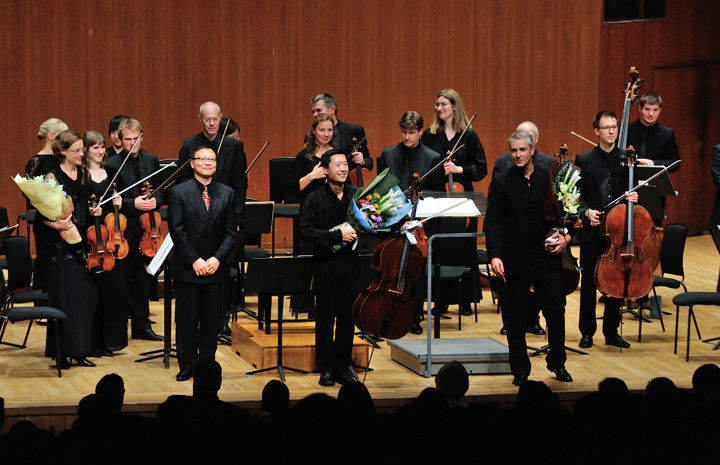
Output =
[
  {"x1": 486, "y1": 130, "x2": 572, "y2": 386},
  {"x1": 310, "y1": 93, "x2": 373, "y2": 182},
  {"x1": 491, "y1": 121, "x2": 556, "y2": 337}
]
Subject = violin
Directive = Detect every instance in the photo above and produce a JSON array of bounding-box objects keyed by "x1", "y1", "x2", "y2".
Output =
[
  {"x1": 595, "y1": 67, "x2": 660, "y2": 299},
  {"x1": 353, "y1": 174, "x2": 427, "y2": 339},
  {"x1": 138, "y1": 181, "x2": 165, "y2": 257},
  {"x1": 348, "y1": 127, "x2": 375, "y2": 189},
  {"x1": 445, "y1": 113, "x2": 476, "y2": 193},
  {"x1": 86, "y1": 195, "x2": 115, "y2": 273},
  {"x1": 104, "y1": 183, "x2": 129, "y2": 259}
]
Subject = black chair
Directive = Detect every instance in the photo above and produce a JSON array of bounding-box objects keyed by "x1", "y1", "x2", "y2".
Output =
[
  {"x1": 477, "y1": 249, "x2": 498, "y2": 312},
  {"x1": 0, "y1": 237, "x2": 66, "y2": 377},
  {"x1": 269, "y1": 157, "x2": 300, "y2": 256},
  {"x1": 431, "y1": 264, "x2": 476, "y2": 338},
  {"x1": 0, "y1": 206, "x2": 9, "y2": 268},
  {"x1": 236, "y1": 200, "x2": 273, "y2": 323},
  {"x1": 638, "y1": 223, "x2": 688, "y2": 341},
  {"x1": 671, "y1": 292, "x2": 719, "y2": 362}
]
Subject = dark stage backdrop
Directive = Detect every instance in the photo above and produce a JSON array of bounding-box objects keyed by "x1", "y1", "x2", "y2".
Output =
[{"x1": 0, "y1": 0, "x2": 717, "y2": 248}]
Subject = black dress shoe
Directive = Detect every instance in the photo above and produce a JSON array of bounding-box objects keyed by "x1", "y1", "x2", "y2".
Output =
[
  {"x1": 218, "y1": 325, "x2": 231, "y2": 337},
  {"x1": 176, "y1": 370, "x2": 193, "y2": 382},
  {"x1": 579, "y1": 335, "x2": 593, "y2": 348},
  {"x1": 527, "y1": 323, "x2": 546, "y2": 335},
  {"x1": 318, "y1": 369, "x2": 335, "y2": 387},
  {"x1": 73, "y1": 357, "x2": 96, "y2": 367},
  {"x1": 551, "y1": 367, "x2": 573, "y2": 382},
  {"x1": 101, "y1": 348, "x2": 115, "y2": 357},
  {"x1": 89, "y1": 350, "x2": 103, "y2": 358},
  {"x1": 132, "y1": 327, "x2": 164, "y2": 341},
  {"x1": 500, "y1": 326, "x2": 508, "y2": 335},
  {"x1": 335, "y1": 368, "x2": 353, "y2": 385},
  {"x1": 59, "y1": 358, "x2": 71, "y2": 370},
  {"x1": 512, "y1": 373, "x2": 528, "y2": 386},
  {"x1": 605, "y1": 335, "x2": 631, "y2": 348},
  {"x1": 460, "y1": 304, "x2": 473, "y2": 316},
  {"x1": 409, "y1": 322, "x2": 423, "y2": 335}
]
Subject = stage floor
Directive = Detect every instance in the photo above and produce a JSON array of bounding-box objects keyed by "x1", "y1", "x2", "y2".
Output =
[{"x1": 2, "y1": 234, "x2": 720, "y2": 433}]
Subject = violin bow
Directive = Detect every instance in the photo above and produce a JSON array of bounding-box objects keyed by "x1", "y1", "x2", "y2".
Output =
[
  {"x1": 215, "y1": 116, "x2": 232, "y2": 157},
  {"x1": 98, "y1": 162, "x2": 177, "y2": 206},
  {"x1": 245, "y1": 141, "x2": 270, "y2": 174},
  {"x1": 600, "y1": 159, "x2": 681, "y2": 214},
  {"x1": 97, "y1": 131, "x2": 144, "y2": 205},
  {"x1": 447, "y1": 113, "x2": 476, "y2": 158},
  {"x1": 352, "y1": 126, "x2": 375, "y2": 152}
]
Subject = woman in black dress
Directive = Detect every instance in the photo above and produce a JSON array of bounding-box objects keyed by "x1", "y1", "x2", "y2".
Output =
[
  {"x1": 421, "y1": 89, "x2": 487, "y2": 316},
  {"x1": 83, "y1": 130, "x2": 128, "y2": 357},
  {"x1": 26, "y1": 118, "x2": 68, "y2": 292},
  {"x1": 41, "y1": 130, "x2": 98, "y2": 368}
]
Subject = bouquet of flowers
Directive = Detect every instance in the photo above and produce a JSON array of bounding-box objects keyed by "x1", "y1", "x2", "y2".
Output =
[
  {"x1": 553, "y1": 161, "x2": 584, "y2": 231},
  {"x1": 329, "y1": 169, "x2": 412, "y2": 252},
  {"x1": 13, "y1": 174, "x2": 82, "y2": 244},
  {"x1": 348, "y1": 168, "x2": 412, "y2": 234}
]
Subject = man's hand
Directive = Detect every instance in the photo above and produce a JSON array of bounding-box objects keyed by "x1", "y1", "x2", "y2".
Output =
[
  {"x1": 545, "y1": 232, "x2": 570, "y2": 255},
  {"x1": 350, "y1": 151, "x2": 364, "y2": 166},
  {"x1": 490, "y1": 257, "x2": 505, "y2": 282},
  {"x1": 204, "y1": 257, "x2": 220, "y2": 275},
  {"x1": 340, "y1": 223, "x2": 357, "y2": 243},
  {"x1": 135, "y1": 196, "x2": 157, "y2": 211},
  {"x1": 586, "y1": 209, "x2": 602, "y2": 227},
  {"x1": 192, "y1": 258, "x2": 207, "y2": 276}
]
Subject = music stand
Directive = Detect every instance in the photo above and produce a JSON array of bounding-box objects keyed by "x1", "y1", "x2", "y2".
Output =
[
  {"x1": 237, "y1": 202, "x2": 274, "y2": 324},
  {"x1": 245, "y1": 257, "x2": 313, "y2": 381},
  {"x1": 136, "y1": 236, "x2": 176, "y2": 366},
  {"x1": 636, "y1": 165, "x2": 677, "y2": 223}
]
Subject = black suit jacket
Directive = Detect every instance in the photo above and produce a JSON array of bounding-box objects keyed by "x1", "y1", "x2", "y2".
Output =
[
  {"x1": 626, "y1": 120, "x2": 681, "y2": 172},
  {"x1": 334, "y1": 120, "x2": 373, "y2": 171},
  {"x1": 167, "y1": 178, "x2": 237, "y2": 284},
  {"x1": 106, "y1": 150, "x2": 164, "y2": 227},
  {"x1": 178, "y1": 132, "x2": 248, "y2": 224},
  {"x1": 485, "y1": 153, "x2": 561, "y2": 276}
]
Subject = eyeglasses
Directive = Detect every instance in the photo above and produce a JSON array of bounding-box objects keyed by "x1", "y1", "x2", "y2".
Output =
[
  {"x1": 434, "y1": 102, "x2": 451, "y2": 109},
  {"x1": 598, "y1": 125, "x2": 618, "y2": 131},
  {"x1": 202, "y1": 117, "x2": 219, "y2": 124},
  {"x1": 65, "y1": 147, "x2": 86, "y2": 154},
  {"x1": 194, "y1": 157, "x2": 217, "y2": 163}
]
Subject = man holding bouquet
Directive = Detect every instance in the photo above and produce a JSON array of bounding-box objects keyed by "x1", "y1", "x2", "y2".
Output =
[{"x1": 299, "y1": 149, "x2": 359, "y2": 386}]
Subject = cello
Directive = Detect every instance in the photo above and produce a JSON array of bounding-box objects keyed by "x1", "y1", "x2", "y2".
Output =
[
  {"x1": 595, "y1": 67, "x2": 660, "y2": 300},
  {"x1": 352, "y1": 174, "x2": 427, "y2": 340},
  {"x1": 347, "y1": 127, "x2": 375, "y2": 188}
]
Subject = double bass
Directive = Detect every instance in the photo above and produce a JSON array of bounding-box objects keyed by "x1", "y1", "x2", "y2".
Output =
[
  {"x1": 595, "y1": 67, "x2": 660, "y2": 299},
  {"x1": 352, "y1": 175, "x2": 427, "y2": 339}
]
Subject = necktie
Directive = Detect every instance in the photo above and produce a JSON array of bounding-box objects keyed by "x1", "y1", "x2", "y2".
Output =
[{"x1": 202, "y1": 185, "x2": 210, "y2": 210}]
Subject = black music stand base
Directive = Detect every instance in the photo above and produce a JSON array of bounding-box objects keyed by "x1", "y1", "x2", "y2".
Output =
[
  {"x1": 135, "y1": 266, "x2": 176, "y2": 368},
  {"x1": 528, "y1": 344, "x2": 588, "y2": 357}
]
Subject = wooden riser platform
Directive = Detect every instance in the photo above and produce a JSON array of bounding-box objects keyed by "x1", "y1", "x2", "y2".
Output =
[{"x1": 231, "y1": 321, "x2": 369, "y2": 372}]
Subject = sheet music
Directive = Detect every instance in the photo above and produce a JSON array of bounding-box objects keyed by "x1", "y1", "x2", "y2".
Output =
[
  {"x1": 147, "y1": 235, "x2": 173, "y2": 276},
  {"x1": 415, "y1": 197, "x2": 481, "y2": 218}
]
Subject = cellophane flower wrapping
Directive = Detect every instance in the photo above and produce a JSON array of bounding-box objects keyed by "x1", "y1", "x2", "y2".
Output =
[
  {"x1": 553, "y1": 161, "x2": 585, "y2": 229},
  {"x1": 348, "y1": 168, "x2": 412, "y2": 235},
  {"x1": 13, "y1": 174, "x2": 82, "y2": 244}
]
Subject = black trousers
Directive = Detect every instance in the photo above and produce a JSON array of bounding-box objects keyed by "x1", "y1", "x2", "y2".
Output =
[
  {"x1": 174, "y1": 280, "x2": 221, "y2": 371},
  {"x1": 501, "y1": 253, "x2": 567, "y2": 377},
  {"x1": 124, "y1": 229, "x2": 154, "y2": 331},
  {"x1": 313, "y1": 253, "x2": 359, "y2": 370},
  {"x1": 579, "y1": 231, "x2": 622, "y2": 338}
]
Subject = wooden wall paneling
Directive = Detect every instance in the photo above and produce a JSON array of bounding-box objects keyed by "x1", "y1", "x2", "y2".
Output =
[{"x1": 1, "y1": 0, "x2": 606, "y2": 253}]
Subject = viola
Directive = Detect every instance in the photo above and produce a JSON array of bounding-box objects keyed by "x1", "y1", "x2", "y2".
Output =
[
  {"x1": 104, "y1": 183, "x2": 129, "y2": 259},
  {"x1": 86, "y1": 195, "x2": 115, "y2": 273},
  {"x1": 347, "y1": 127, "x2": 375, "y2": 189},
  {"x1": 595, "y1": 67, "x2": 660, "y2": 299},
  {"x1": 352, "y1": 174, "x2": 426, "y2": 339},
  {"x1": 138, "y1": 181, "x2": 165, "y2": 257}
]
